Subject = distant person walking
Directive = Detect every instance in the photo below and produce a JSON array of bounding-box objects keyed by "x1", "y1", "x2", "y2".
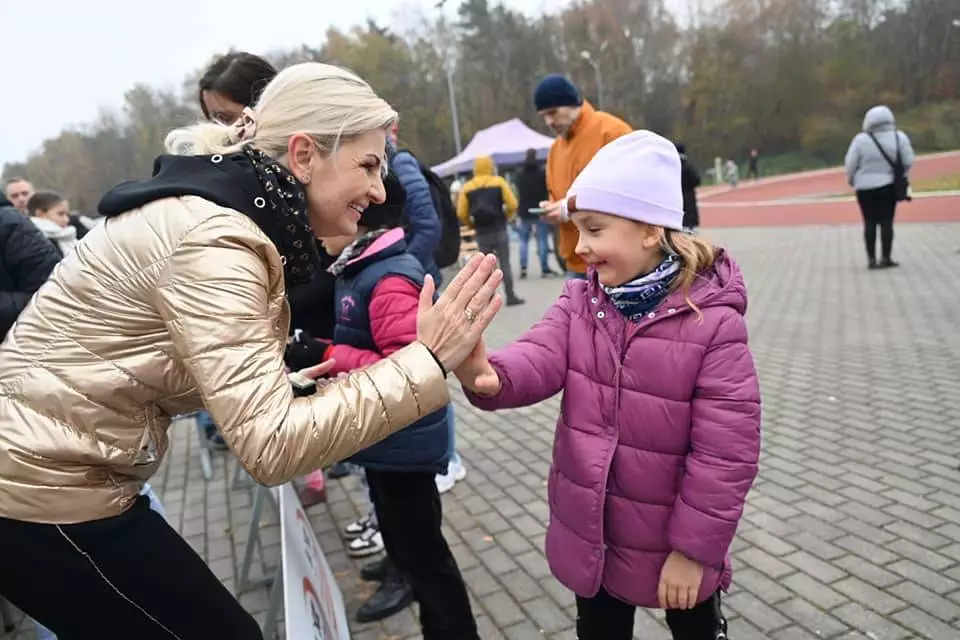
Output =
[
  {"x1": 675, "y1": 143, "x2": 702, "y2": 232},
  {"x1": 845, "y1": 105, "x2": 915, "y2": 269},
  {"x1": 724, "y1": 160, "x2": 739, "y2": 188},
  {"x1": 746, "y1": 149, "x2": 759, "y2": 180}
]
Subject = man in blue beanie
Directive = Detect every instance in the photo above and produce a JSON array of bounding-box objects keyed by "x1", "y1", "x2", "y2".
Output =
[{"x1": 533, "y1": 73, "x2": 631, "y2": 279}]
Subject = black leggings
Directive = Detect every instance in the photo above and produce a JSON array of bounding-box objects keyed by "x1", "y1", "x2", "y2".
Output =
[
  {"x1": 0, "y1": 497, "x2": 261, "y2": 640},
  {"x1": 366, "y1": 468, "x2": 479, "y2": 640},
  {"x1": 576, "y1": 587, "x2": 727, "y2": 640},
  {"x1": 856, "y1": 184, "x2": 898, "y2": 262}
]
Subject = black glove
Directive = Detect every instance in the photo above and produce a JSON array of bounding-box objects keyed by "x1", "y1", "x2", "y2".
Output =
[{"x1": 285, "y1": 330, "x2": 332, "y2": 372}]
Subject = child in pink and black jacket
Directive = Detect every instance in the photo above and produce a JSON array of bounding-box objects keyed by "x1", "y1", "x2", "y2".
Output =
[
  {"x1": 314, "y1": 173, "x2": 479, "y2": 640},
  {"x1": 456, "y1": 131, "x2": 762, "y2": 640}
]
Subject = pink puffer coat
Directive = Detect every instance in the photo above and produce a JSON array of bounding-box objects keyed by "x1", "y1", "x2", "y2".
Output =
[{"x1": 466, "y1": 250, "x2": 761, "y2": 608}]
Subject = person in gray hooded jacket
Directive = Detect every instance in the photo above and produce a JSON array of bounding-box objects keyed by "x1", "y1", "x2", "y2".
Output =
[{"x1": 844, "y1": 105, "x2": 915, "y2": 269}]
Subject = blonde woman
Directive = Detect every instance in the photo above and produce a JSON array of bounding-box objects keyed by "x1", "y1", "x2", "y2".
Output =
[{"x1": 0, "y1": 63, "x2": 503, "y2": 639}]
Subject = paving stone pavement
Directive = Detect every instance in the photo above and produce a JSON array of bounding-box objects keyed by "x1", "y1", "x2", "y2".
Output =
[{"x1": 7, "y1": 223, "x2": 960, "y2": 639}]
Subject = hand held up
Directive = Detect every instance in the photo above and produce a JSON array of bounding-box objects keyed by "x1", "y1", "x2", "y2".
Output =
[
  {"x1": 454, "y1": 338, "x2": 500, "y2": 396},
  {"x1": 539, "y1": 199, "x2": 563, "y2": 223},
  {"x1": 416, "y1": 254, "x2": 504, "y2": 373}
]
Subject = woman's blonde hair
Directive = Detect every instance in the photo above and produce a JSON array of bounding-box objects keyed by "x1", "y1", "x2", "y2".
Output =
[
  {"x1": 663, "y1": 229, "x2": 716, "y2": 319},
  {"x1": 165, "y1": 62, "x2": 398, "y2": 158}
]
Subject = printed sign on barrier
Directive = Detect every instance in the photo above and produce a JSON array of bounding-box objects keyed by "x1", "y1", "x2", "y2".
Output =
[{"x1": 279, "y1": 483, "x2": 351, "y2": 639}]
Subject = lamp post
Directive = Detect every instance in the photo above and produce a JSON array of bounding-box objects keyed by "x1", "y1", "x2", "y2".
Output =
[
  {"x1": 437, "y1": 8, "x2": 463, "y2": 155},
  {"x1": 580, "y1": 50, "x2": 603, "y2": 110},
  {"x1": 444, "y1": 59, "x2": 463, "y2": 154}
]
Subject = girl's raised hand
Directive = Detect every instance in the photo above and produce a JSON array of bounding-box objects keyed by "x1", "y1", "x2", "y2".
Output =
[
  {"x1": 454, "y1": 337, "x2": 501, "y2": 396},
  {"x1": 657, "y1": 551, "x2": 703, "y2": 610}
]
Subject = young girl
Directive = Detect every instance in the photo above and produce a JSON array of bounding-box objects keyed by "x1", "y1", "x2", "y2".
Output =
[
  {"x1": 456, "y1": 130, "x2": 761, "y2": 639},
  {"x1": 27, "y1": 191, "x2": 77, "y2": 257},
  {"x1": 314, "y1": 173, "x2": 479, "y2": 638}
]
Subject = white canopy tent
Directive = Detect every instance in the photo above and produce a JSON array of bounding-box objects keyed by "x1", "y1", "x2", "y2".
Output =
[{"x1": 431, "y1": 118, "x2": 556, "y2": 178}]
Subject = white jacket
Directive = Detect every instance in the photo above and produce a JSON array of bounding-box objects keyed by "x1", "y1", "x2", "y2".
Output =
[
  {"x1": 844, "y1": 106, "x2": 916, "y2": 192},
  {"x1": 31, "y1": 217, "x2": 78, "y2": 256}
]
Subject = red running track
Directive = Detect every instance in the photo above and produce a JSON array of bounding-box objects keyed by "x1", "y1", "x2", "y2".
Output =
[{"x1": 699, "y1": 151, "x2": 960, "y2": 228}]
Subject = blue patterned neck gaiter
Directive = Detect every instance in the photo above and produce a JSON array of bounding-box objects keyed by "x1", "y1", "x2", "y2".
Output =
[{"x1": 602, "y1": 254, "x2": 682, "y2": 322}]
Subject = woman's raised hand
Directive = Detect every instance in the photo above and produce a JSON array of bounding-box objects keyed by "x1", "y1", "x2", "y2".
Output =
[{"x1": 417, "y1": 254, "x2": 503, "y2": 373}]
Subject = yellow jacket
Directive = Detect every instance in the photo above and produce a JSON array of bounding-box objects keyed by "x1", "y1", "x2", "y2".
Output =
[
  {"x1": 456, "y1": 156, "x2": 518, "y2": 229},
  {"x1": 0, "y1": 196, "x2": 449, "y2": 524}
]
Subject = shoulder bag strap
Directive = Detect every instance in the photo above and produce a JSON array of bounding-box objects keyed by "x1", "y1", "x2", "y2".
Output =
[{"x1": 867, "y1": 132, "x2": 898, "y2": 170}]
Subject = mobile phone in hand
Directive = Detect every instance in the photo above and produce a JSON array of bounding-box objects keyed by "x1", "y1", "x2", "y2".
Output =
[{"x1": 288, "y1": 371, "x2": 317, "y2": 398}]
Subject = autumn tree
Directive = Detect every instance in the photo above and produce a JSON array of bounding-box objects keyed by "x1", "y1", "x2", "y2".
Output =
[{"x1": 5, "y1": 0, "x2": 958, "y2": 208}]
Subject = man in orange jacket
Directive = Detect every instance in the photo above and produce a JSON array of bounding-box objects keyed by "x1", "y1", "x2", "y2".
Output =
[{"x1": 533, "y1": 74, "x2": 631, "y2": 278}]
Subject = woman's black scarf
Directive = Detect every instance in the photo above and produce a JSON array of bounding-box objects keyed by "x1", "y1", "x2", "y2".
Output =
[{"x1": 242, "y1": 145, "x2": 318, "y2": 287}]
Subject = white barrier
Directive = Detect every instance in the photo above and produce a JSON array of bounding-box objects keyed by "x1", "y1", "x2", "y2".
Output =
[
  {"x1": 279, "y1": 482, "x2": 351, "y2": 639},
  {"x1": 233, "y1": 464, "x2": 350, "y2": 639},
  {"x1": 188, "y1": 414, "x2": 350, "y2": 639}
]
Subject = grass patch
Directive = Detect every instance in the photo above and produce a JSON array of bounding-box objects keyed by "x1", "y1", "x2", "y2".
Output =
[{"x1": 911, "y1": 173, "x2": 960, "y2": 193}]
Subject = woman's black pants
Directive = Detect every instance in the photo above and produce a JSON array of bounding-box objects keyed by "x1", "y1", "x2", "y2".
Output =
[
  {"x1": 856, "y1": 184, "x2": 898, "y2": 262},
  {"x1": 0, "y1": 496, "x2": 262, "y2": 639}
]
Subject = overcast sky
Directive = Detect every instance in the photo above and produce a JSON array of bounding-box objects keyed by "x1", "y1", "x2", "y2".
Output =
[{"x1": 1, "y1": 0, "x2": 565, "y2": 166}]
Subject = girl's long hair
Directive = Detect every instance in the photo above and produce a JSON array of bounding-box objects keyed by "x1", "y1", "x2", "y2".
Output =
[{"x1": 663, "y1": 229, "x2": 716, "y2": 320}]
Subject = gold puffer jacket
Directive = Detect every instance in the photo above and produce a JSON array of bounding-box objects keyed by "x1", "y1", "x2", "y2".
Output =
[{"x1": 0, "y1": 196, "x2": 449, "y2": 524}]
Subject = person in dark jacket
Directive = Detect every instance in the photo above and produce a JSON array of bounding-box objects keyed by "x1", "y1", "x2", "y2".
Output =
[
  {"x1": 4, "y1": 177, "x2": 33, "y2": 214},
  {"x1": 316, "y1": 174, "x2": 479, "y2": 638},
  {"x1": 747, "y1": 148, "x2": 760, "y2": 180},
  {"x1": 387, "y1": 124, "x2": 442, "y2": 285},
  {"x1": 283, "y1": 244, "x2": 337, "y2": 339},
  {"x1": 515, "y1": 148, "x2": 556, "y2": 278},
  {"x1": 0, "y1": 198, "x2": 62, "y2": 640},
  {"x1": 0, "y1": 195, "x2": 60, "y2": 342},
  {"x1": 675, "y1": 143, "x2": 702, "y2": 232},
  {"x1": 67, "y1": 212, "x2": 97, "y2": 240}
]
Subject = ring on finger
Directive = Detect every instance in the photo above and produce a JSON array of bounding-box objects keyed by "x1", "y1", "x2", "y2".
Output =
[{"x1": 464, "y1": 307, "x2": 476, "y2": 323}]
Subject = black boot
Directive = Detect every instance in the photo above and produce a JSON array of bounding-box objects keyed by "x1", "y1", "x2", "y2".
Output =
[
  {"x1": 355, "y1": 569, "x2": 414, "y2": 623},
  {"x1": 360, "y1": 556, "x2": 391, "y2": 582},
  {"x1": 326, "y1": 461, "x2": 352, "y2": 478},
  {"x1": 880, "y1": 258, "x2": 899, "y2": 268},
  {"x1": 506, "y1": 296, "x2": 526, "y2": 307}
]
